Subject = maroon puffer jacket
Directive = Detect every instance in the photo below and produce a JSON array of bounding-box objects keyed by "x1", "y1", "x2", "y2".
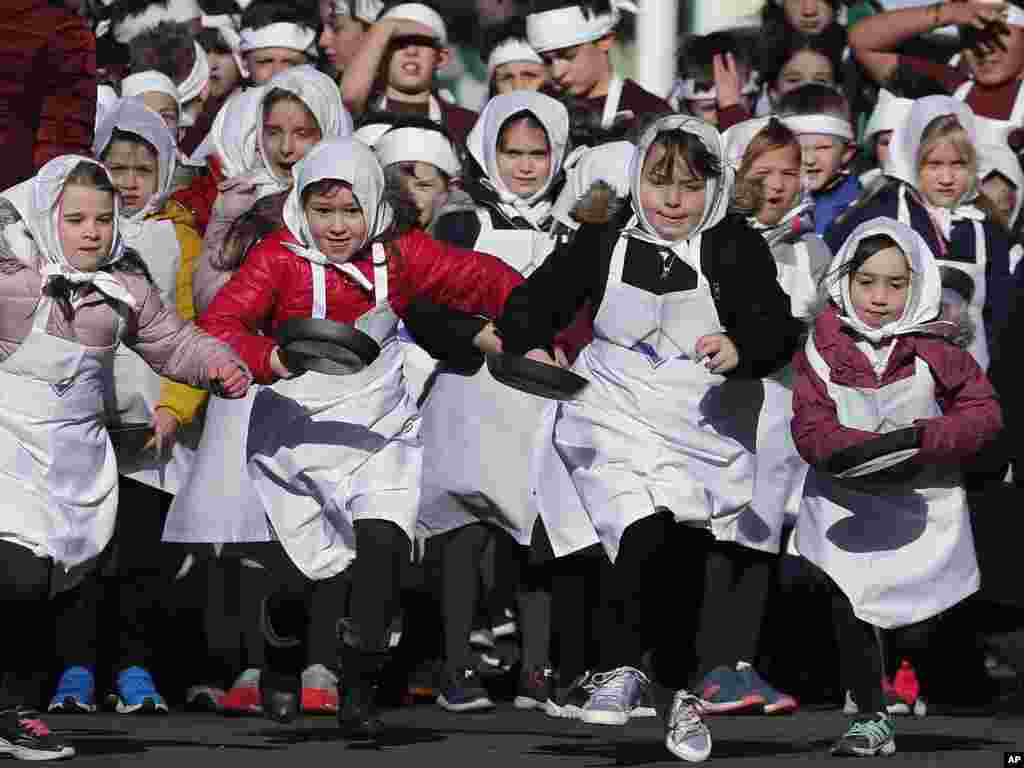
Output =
[
  {"x1": 792, "y1": 303, "x2": 1002, "y2": 469},
  {"x1": 200, "y1": 227, "x2": 523, "y2": 383}
]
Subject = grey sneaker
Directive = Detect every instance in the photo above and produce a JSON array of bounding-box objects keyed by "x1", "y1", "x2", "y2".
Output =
[
  {"x1": 580, "y1": 666, "x2": 649, "y2": 726},
  {"x1": 664, "y1": 691, "x2": 712, "y2": 763},
  {"x1": 544, "y1": 671, "x2": 595, "y2": 719},
  {"x1": 831, "y1": 712, "x2": 896, "y2": 757}
]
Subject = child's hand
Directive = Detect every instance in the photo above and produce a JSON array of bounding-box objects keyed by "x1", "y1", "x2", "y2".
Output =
[
  {"x1": 208, "y1": 362, "x2": 251, "y2": 397},
  {"x1": 712, "y1": 52, "x2": 743, "y2": 110},
  {"x1": 525, "y1": 348, "x2": 562, "y2": 367},
  {"x1": 472, "y1": 322, "x2": 504, "y2": 356},
  {"x1": 213, "y1": 178, "x2": 260, "y2": 223},
  {"x1": 695, "y1": 333, "x2": 739, "y2": 374},
  {"x1": 945, "y1": 1, "x2": 1008, "y2": 31},
  {"x1": 144, "y1": 407, "x2": 180, "y2": 458}
]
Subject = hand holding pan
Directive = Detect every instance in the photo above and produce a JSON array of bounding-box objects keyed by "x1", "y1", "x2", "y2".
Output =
[
  {"x1": 821, "y1": 426, "x2": 923, "y2": 479},
  {"x1": 275, "y1": 318, "x2": 380, "y2": 375},
  {"x1": 486, "y1": 352, "x2": 588, "y2": 401}
]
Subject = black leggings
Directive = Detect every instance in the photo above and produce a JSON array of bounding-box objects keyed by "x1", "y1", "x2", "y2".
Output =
[
  {"x1": 438, "y1": 523, "x2": 491, "y2": 672},
  {"x1": 0, "y1": 542, "x2": 55, "y2": 710}
]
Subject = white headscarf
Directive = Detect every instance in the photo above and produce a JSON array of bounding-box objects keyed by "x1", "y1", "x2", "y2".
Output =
[
  {"x1": 526, "y1": 0, "x2": 638, "y2": 53},
  {"x1": 625, "y1": 115, "x2": 733, "y2": 251},
  {"x1": 190, "y1": 86, "x2": 269, "y2": 182},
  {"x1": 178, "y1": 42, "x2": 211, "y2": 110},
  {"x1": 467, "y1": 91, "x2": 570, "y2": 229},
  {"x1": 374, "y1": 126, "x2": 461, "y2": 178},
  {"x1": 238, "y1": 22, "x2": 317, "y2": 55},
  {"x1": 486, "y1": 38, "x2": 544, "y2": 80},
  {"x1": 978, "y1": 141, "x2": 1024, "y2": 228},
  {"x1": 96, "y1": 84, "x2": 119, "y2": 133},
  {"x1": 0, "y1": 156, "x2": 136, "y2": 308},
  {"x1": 257, "y1": 65, "x2": 354, "y2": 185},
  {"x1": 93, "y1": 98, "x2": 178, "y2": 232},
  {"x1": 380, "y1": 3, "x2": 448, "y2": 44},
  {"x1": 335, "y1": 0, "x2": 385, "y2": 23},
  {"x1": 863, "y1": 89, "x2": 913, "y2": 144},
  {"x1": 120, "y1": 70, "x2": 182, "y2": 124},
  {"x1": 282, "y1": 137, "x2": 395, "y2": 267},
  {"x1": 826, "y1": 217, "x2": 952, "y2": 344}
]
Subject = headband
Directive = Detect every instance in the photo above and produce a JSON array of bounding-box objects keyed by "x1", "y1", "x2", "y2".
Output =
[
  {"x1": 782, "y1": 113, "x2": 854, "y2": 141},
  {"x1": 121, "y1": 70, "x2": 181, "y2": 109},
  {"x1": 380, "y1": 3, "x2": 448, "y2": 45},
  {"x1": 526, "y1": 1, "x2": 637, "y2": 54},
  {"x1": 113, "y1": 0, "x2": 201, "y2": 43},
  {"x1": 487, "y1": 38, "x2": 544, "y2": 79},
  {"x1": 374, "y1": 127, "x2": 460, "y2": 178},
  {"x1": 239, "y1": 22, "x2": 317, "y2": 55}
]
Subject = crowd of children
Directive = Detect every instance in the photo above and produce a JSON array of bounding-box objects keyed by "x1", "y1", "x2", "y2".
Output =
[{"x1": 1, "y1": 0, "x2": 1023, "y2": 763}]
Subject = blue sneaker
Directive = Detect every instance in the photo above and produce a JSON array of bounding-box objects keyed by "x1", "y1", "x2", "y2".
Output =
[
  {"x1": 114, "y1": 667, "x2": 168, "y2": 714},
  {"x1": 48, "y1": 666, "x2": 96, "y2": 714},
  {"x1": 734, "y1": 664, "x2": 798, "y2": 715},
  {"x1": 698, "y1": 665, "x2": 765, "y2": 715},
  {"x1": 581, "y1": 666, "x2": 649, "y2": 726}
]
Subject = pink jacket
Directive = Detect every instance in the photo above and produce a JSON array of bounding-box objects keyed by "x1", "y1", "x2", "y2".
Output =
[{"x1": 792, "y1": 304, "x2": 1002, "y2": 468}]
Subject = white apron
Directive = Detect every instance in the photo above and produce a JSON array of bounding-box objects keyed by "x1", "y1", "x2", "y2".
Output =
[
  {"x1": 897, "y1": 187, "x2": 989, "y2": 369},
  {"x1": 0, "y1": 293, "x2": 120, "y2": 593},
  {"x1": 552, "y1": 234, "x2": 761, "y2": 561},
  {"x1": 953, "y1": 79, "x2": 1024, "y2": 149},
  {"x1": 417, "y1": 218, "x2": 553, "y2": 544},
  {"x1": 245, "y1": 244, "x2": 421, "y2": 581},
  {"x1": 795, "y1": 333, "x2": 979, "y2": 628},
  {"x1": 107, "y1": 217, "x2": 197, "y2": 494}
]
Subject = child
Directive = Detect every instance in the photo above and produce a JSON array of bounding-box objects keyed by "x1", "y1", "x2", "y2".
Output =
[
  {"x1": 491, "y1": 114, "x2": 804, "y2": 763},
  {"x1": 825, "y1": 95, "x2": 1015, "y2": 371},
  {"x1": 525, "y1": 0, "x2": 670, "y2": 134},
  {"x1": 791, "y1": 217, "x2": 1001, "y2": 757},
  {"x1": 319, "y1": 0, "x2": 384, "y2": 76},
  {"x1": 978, "y1": 140, "x2": 1024, "y2": 241},
  {"x1": 237, "y1": 2, "x2": 317, "y2": 85},
  {"x1": 341, "y1": 3, "x2": 479, "y2": 144},
  {"x1": 778, "y1": 83, "x2": 862, "y2": 235},
  {"x1": 0, "y1": 155, "x2": 248, "y2": 759},
  {"x1": 484, "y1": 16, "x2": 549, "y2": 98},
  {"x1": 417, "y1": 91, "x2": 571, "y2": 714},
  {"x1": 128, "y1": 22, "x2": 210, "y2": 129},
  {"x1": 198, "y1": 136, "x2": 525, "y2": 738},
  {"x1": 671, "y1": 31, "x2": 758, "y2": 129},
  {"x1": 121, "y1": 70, "x2": 182, "y2": 140},
  {"x1": 859, "y1": 89, "x2": 914, "y2": 188},
  {"x1": 197, "y1": 15, "x2": 245, "y2": 103}
]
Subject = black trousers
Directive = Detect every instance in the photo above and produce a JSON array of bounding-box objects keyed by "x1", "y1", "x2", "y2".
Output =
[{"x1": 0, "y1": 541, "x2": 56, "y2": 710}]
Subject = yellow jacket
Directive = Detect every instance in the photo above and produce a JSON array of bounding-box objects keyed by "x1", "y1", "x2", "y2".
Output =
[{"x1": 154, "y1": 200, "x2": 209, "y2": 425}]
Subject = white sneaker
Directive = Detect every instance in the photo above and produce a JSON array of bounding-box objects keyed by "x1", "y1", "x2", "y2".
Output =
[
  {"x1": 580, "y1": 667, "x2": 648, "y2": 726},
  {"x1": 843, "y1": 690, "x2": 859, "y2": 715},
  {"x1": 664, "y1": 691, "x2": 712, "y2": 763}
]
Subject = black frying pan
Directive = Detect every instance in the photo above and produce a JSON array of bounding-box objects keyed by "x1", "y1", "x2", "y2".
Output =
[
  {"x1": 108, "y1": 422, "x2": 155, "y2": 456},
  {"x1": 821, "y1": 426, "x2": 923, "y2": 478},
  {"x1": 275, "y1": 318, "x2": 381, "y2": 375},
  {"x1": 486, "y1": 353, "x2": 589, "y2": 401}
]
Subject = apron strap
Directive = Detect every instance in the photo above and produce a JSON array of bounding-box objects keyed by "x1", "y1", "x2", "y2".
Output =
[
  {"x1": 371, "y1": 243, "x2": 389, "y2": 307},
  {"x1": 601, "y1": 76, "x2": 624, "y2": 130},
  {"x1": 608, "y1": 232, "x2": 629, "y2": 283},
  {"x1": 952, "y1": 81, "x2": 973, "y2": 101},
  {"x1": 1010, "y1": 81, "x2": 1024, "y2": 125},
  {"x1": 972, "y1": 220, "x2": 987, "y2": 267},
  {"x1": 804, "y1": 330, "x2": 832, "y2": 384},
  {"x1": 310, "y1": 262, "x2": 328, "y2": 320},
  {"x1": 31, "y1": 293, "x2": 55, "y2": 333}
]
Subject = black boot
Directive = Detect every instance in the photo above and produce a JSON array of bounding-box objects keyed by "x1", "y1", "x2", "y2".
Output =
[{"x1": 337, "y1": 620, "x2": 390, "y2": 740}]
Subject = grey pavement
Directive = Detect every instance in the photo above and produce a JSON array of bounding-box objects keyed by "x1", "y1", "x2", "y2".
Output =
[{"x1": 44, "y1": 705, "x2": 1023, "y2": 767}]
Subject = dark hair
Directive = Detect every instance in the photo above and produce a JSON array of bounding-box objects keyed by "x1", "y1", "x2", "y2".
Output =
[
  {"x1": 760, "y1": 33, "x2": 841, "y2": 92},
  {"x1": 101, "y1": 128, "x2": 159, "y2": 161},
  {"x1": 642, "y1": 127, "x2": 721, "y2": 184},
  {"x1": 129, "y1": 21, "x2": 196, "y2": 84},
  {"x1": 298, "y1": 179, "x2": 420, "y2": 241},
  {"x1": 196, "y1": 27, "x2": 234, "y2": 56},
  {"x1": 777, "y1": 81, "x2": 852, "y2": 122},
  {"x1": 498, "y1": 110, "x2": 550, "y2": 152},
  {"x1": 241, "y1": 1, "x2": 315, "y2": 32},
  {"x1": 758, "y1": 0, "x2": 846, "y2": 68},
  {"x1": 261, "y1": 88, "x2": 319, "y2": 127},
  {"x1": 824, "y1": 232, "x2": 907, "y2": 291},
  {"x1": 677, "y1": 31, "x2": 753, "y2": 87},
  {"x1": 64, "y1": 160, "x2": 117, "y2": 197},
  {"x1": 482, "y1": 15, "x2": 532, "y2": 59}
]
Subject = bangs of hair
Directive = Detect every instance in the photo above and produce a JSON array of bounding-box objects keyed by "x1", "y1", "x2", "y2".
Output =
[
  {"x1": 917, "y1": 114, "x2": 976, "y2": 176},
  {"x1": 262, "y1": 88, "x2": 317, "y2": 124},
  {"x1": 102, "y1": 128, "x2": 159, "y2": 161},
  {"x1": 643, "y1": 129, "x2": 721, "y2": 184},
  {"x1": 64, "y1": 161, "x2": 117, "y2": 197},
  {"x1": 301, "y1": 179, "x2": 355, "y2": 204},
  {"x1": 498, "y1": 111, "x2": 550, "y2": 151}
]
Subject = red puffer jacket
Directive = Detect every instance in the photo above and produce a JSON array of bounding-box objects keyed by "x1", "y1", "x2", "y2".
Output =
[
  {"x1": 792, "y1": 303, "x2": 1002, "y2": 468},
  {"x1": 200, "y1": 227, "x2": 523, "y2": 383}
]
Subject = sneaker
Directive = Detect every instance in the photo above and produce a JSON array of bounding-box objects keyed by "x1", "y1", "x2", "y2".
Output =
[
  {"x1": 492, "y1": 609, "x2": 518, "y2": 640},
  {"x1": 545, "y1": 670, "x2": 595, "y2": 719},
  {"x1": 632, "y1": 684, "x2": 658, "y2": 718},
  {"x1": 185, "y1": 685, "x2": 225, "y2": 713},
  {"x1": 664, "y1": 691, "x2": 712, "y2": 763},
  {"x1": 48, "y1": 666, "x2": 96, "y2": 714},
  {"x1": 514, "y1": 665, "x2": 555, "y2": 710},
  {"x1": 580, "y1": 666, "x2": 649, "y2": 726},
  {"x1": 222, "y1": 668, "x2": 263, "y2": 714},
  {"x1": 913, "y1": 697, "x2": 927, "y2": 717},
  {"x1": 734, "y1": 664, "x2": 798, "y2": 715},
  {"x1": 697, "y1": 666, "x2": 765, "y2": 715},
  {"x1": 843, "y1": 690, "x2": 859, "y2": 715},
  {"x1": 114, "y1": 667, "x2": 169, "y2": 714},
  {"x1": 0, "y1": 709, "x2": 75, "y2": 761},
  {"x1": 831, "y1": 712, "x2": 896, "y2": 757},
  {"x1": 469, "y1": 628, "x2": 496, "y2": 649},
  {"x1": 436, "y1": 667, "x2": 494, "y2": 712},
  {"x1": 885, "y1": 690, "x2": 910, "y2": 716},
  {"x1": 301, "y1": 664, "x2": 339, "y2": 714}
]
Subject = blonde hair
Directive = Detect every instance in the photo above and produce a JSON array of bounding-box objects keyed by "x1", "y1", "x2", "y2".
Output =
[{"x1": 916, "y1": 114, "x2": 977, "y2": 182}]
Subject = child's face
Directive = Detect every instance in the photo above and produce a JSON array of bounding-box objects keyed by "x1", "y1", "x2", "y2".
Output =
[
  {"x1": 850, "y1": 246, "x2": 910, "y2": 329},
  {"x1": 917, "y1": 139, "x2": 971, "y2": 209},
  {"x1": 102, "y1": 139, "x2": 159, "y2": 215},
  {"x1": 387, "y1": 32, "x2": 447, "y2": 96},
  {"x1": 638, "y1": 144, "x2": 708, "y2": 241},
  {"x1": 775, "y1": 50, "x2": 834, "y2": 98},
  {"x1": 542, "y1": 38, "x2": 612, "y2": 99},
  {"x1": 305, "y1": 186, "x2": 369, "y2": 263},
  {"x1": 782, "y1": 0, "x2": 834, "y2": 35},
  {"x1": 496, "y1": 119, "x2": 552, "y2": 199},
  {"x1": 874, "y1": 130, "x2": 893, "y2": 170},
  {"x1": 207, "y1": 51, "x2": 242, "y2": 101},
  {"x1": 139, "y1": 91, "x2": 180, "y2": 138},
  {"x1": 398, "y1": 162, "x2": 449, "y2": 228},
  {"x1": 797, "y1": 133, "x2": 852, "y2": 192},
  {"x1": 746, "y1": 144, "x2": 802, "y2": 226},
  {"x1": 59, "y1": 183, "x2": 115, "y2": 272},
  {"x1": 262, "y1": 100, "x2": 322, "y2": 181},
  {"x1": 319, "y1": 2, "x2": 369, "y2": 73},
  {"x1": 246, "y1": 47, "x2": 309, "y2": 85},
  {"x1": 493, "y1": 61, "x2": 549, "y2": 95},
  {"x1": 963, "y1": 24, "x2": 1024, "y2": 87},
  {"x1": 981, "y1": 171, "x2": 1018, "y2": 230}
]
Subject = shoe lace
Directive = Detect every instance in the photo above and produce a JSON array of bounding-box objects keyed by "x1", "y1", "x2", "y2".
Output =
[
  {"x1": 847, "y1": 716, "x2": 892, "y2": 745},
  {"x1": 588, "y1": 667, "x2": 648, "y2": 708},
  {"x1": 668, "y1": 693, "x2": 705, "y2": 737},
  {"x1": 18, "y1": 716, "x2": 51, "y2": 737}
]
